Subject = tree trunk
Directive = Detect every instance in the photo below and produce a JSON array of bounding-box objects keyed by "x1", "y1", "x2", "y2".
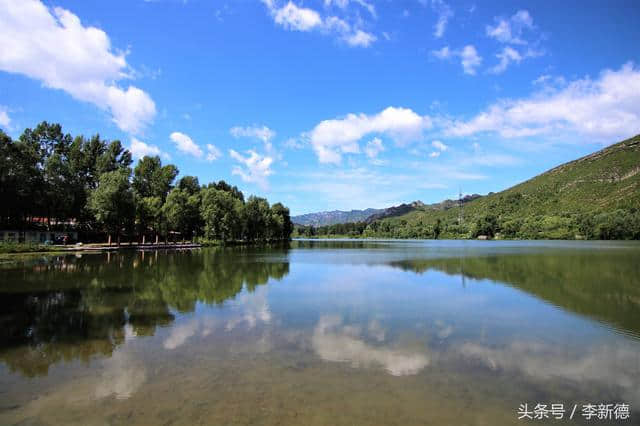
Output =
[
  {"x1": 142, "y1": 234, "x2": 146, "y2": 245},
  {"x1": 108, "y1": 234, "x2": 112, "y2": 246}
]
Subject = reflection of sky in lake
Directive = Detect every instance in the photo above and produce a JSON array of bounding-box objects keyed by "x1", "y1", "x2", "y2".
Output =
[{"x1": 1, "y1": 241, "x2": 640, "y2": 424}]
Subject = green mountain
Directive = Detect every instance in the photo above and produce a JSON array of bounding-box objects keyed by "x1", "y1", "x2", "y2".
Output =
[
  {"x1": 296, "y1": 134, "x2": 640, "y2": 240},
  {"x1": 373, "y1": 134, "x2": 640, "y2": 239}
]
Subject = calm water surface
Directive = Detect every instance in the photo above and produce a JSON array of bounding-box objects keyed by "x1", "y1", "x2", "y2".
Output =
[{"x1": 1, "y1": 240, "x2": 639, "y2": 425}]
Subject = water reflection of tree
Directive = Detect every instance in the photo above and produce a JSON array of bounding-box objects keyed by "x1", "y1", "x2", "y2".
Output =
[
  {"x1": 389, "y1": 251, "x2": 640, "y2": 337},
  {"x1": 0, "y1": 246, "x2": 289, "y2": 376}
]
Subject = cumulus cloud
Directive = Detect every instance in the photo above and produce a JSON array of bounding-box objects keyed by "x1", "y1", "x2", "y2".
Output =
[
  {"x1": 459, "y1": 45, "x2": 482, "y2": 75},
  {"x1": 446, "y1": 63, "x2": 640, "y2": 141},
  {"x1": 432, "y1": 45, "x2": 482, "y2": 75},
  {"x1": 364, "y1": 137, "x2": 385, "y2": 159},
  {"x1": 431, "y1": 0, "x2": 453, "y2": 38},
  {"x1": 130, "y1": 137, "x2": 168, "y2": 160},
  {"x1": 229, "y1": 149, "x2": 274, "y2": 189},
  {"x1": 486, "y1": 10, "x2": 534, "y2": 45},
  {"x1": 309, "y1": 106, "x2": 432, "y2": 163},
  {"x1": 262, "y1": 0, "x2": 376, "y2": 48},
  {"x1": 344, "y1": 29, "x2": 377, "y2": 47},
  {"x1": 170, "y1": 131, "x2": 203, "y2": 158},
  {"x1": 270, "y1": 0, "x2": 322, "y2": 31},
  {"x1": 0, "y1": 0, "x2": 156, "y2": 134},
  {"x1": 230, "y1": 125, "x2": 276, "y2": 143},
  {"x1": 428, "y1": 140, "x2": 448, "y2": 157},
  {"x1": 431, "y1": 140, "x2": 448, "y2": 151}
]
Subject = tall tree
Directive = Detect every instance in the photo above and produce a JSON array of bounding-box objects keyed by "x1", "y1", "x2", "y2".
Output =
[
  {"x1": 244, "y1": 196, "x2": 270, "y2": 242},
  {"x1": 132, "y1": 156, "x2": 178, "y2": 242},
  {"x1": 269, "y1": 202, "x2": 293, "y2": 240},
  {"x1": 164, "y1": 186, "x2": 202, "y2": 241},
  {"x1": 88, "y1": 169, "x2": 135, "y2": 245},
  {"x1": 201, "y1": 187, "x2": 243, "y2": 241}
]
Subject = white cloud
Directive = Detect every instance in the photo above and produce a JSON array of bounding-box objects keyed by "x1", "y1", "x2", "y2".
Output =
[
  {"x1": 206, "y1": 144, "x2": 222, "y2": 161},
  {"x1": 262, "y1": 0, "x2": 376, "y2": 48},
  {"x1": 446, "y1": 63, "x2": 640, "y2": 142},
  {"x1": 486, "y1": 10, "x2": 534, "y2": 45},
  {"x1": 432, "y1": 46, "x2": 451, "y2": 59},
  {"x1": 271, "y1": 1, "x2": 322, "y2": 31},
  {"x1": 344, "y1": 30, "x2": 376, "y2": 47},
  {"x1": 429, "y1": 151, "x2": 440, "y2": 158},
  {"x1": 364, "y1": 137, "x2": 384, "y2": 158},
  {"x1": 431, "y1": 0, "x2": 453, "y2": 38},
  {"x1": 489, "y1": 46, "x2": 543, "y2": 74},
  {"x1": 170, "y1": 131, "x2": 203, "y2": 158},
  {"x1": 459, "y1": 45, "x2": 482, "y2": 75},
  {"x1": 432, "y1": 45, "x2": 482, "y2": 75},
  {"x1": 229, "y1": 149, "x2": 274, "y2": 189},
  {"x1": 0, "y1": 106, "x2": 10, "y2": 128},
  {"x1": 230, "y1": 125, "x2": 276, "y2": 143},
  {"x1": 0, "y1": 0, "x2": 156, "y2": 134},
  {"x1": 309, "y1": 106, "x2": 432, "y2": 163},
  {"x1": 489, "y1": 46, "x2": 522, "y2": 74},
  {"x1": 431, "y1": 140, "x2": 448, "y2": 151},
  {"x1": 130, "y1": 137, "x2": 169, "y2": 160}
]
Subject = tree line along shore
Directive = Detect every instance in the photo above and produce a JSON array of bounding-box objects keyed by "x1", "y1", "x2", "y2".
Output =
[{"x1": 0, "y1": 121, "x2": 293, "y2": 252}]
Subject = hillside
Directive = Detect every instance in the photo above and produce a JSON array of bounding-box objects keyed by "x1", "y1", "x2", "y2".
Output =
[
  {"x1": 292, "y1": 208, "x2": 383, "y2": 226},
  {"x1": 294, "y1": 195, "x2": 483, "y2": 227},
  {"x1": 373, "y1": 134, "x2": 640, "y2": 239},
  {"x1": 296, "y1": 134, "x2": 640, "y2": 240}
]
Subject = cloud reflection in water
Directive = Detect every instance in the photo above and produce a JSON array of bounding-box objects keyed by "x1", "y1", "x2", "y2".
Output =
[{"x1": 312, "y1": 315, "x2": 430, "y2": 376}]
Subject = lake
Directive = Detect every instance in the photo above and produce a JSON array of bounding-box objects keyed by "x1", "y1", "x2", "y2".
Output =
[{"x1": 1, "y1": 240, "x2": 639, "y2": 425}]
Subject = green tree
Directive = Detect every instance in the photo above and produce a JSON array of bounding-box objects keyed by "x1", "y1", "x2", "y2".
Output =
[
  {"x1": 88, "y1": 169, "x2": 135, "y2": 245},
  {"x1": 244, "y1": 196, "x2": 271, "y2": 242},
  {"x1": 269, "y1": 202, "x2": 293, "y2": 240},
  {"x1": 132, "y1": 156, "x2": 179, "y2": 242},
  {"x1": 473, "y1": 214, "x2": 499, "y2": 238},
  {"x1": 164, "y1": 187, "x2": 202, "y2": 241},
  {"x1": 200, "y1": 187, "x2": 243, "y2": 241}
]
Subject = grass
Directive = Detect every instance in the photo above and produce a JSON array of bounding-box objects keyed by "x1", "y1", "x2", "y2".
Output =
[{"x1": 0, "y1": 242, "x2": 56, "y2": 254}]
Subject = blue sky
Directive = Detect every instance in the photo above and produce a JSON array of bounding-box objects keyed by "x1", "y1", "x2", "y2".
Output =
[{"x1": 1, "y1": 0, "x2": 639, "y2": 215}]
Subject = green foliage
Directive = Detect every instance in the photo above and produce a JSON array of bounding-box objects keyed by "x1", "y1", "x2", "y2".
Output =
[
  {"x1": 0, "y1": 242, "x2": 52, "y2": 254},
  {"x1": 298, "y1": 134, "x2": 640, "y2": 241},
  {"x1": 88, "y1": 169, "x2": 135, "y2": 242},
  {"x1": 1, "y1": 121, "x2": 292, "y2": 245},
  {"x1": 201, "y1": 187, "x2": 243, "y2": 241},
  {"x1": 473, "y1": 214, "x2": 499, "y2": 238}
]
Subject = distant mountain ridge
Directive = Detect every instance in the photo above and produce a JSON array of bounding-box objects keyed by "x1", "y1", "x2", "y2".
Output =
[
  {"x1": 292, "y1": 208, "x2": 383, "y2": 226},
  {"x1": 293, "y1": 195, "x2": 483, "y2": 226}
]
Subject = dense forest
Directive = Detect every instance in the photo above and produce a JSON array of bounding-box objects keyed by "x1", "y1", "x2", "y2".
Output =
[
  {"x1": 294, "y1": 135, "x2": 640, "y2": 240},
  {"x1": 0, "y1": 121, "x2": 293, "y2": 245}
]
